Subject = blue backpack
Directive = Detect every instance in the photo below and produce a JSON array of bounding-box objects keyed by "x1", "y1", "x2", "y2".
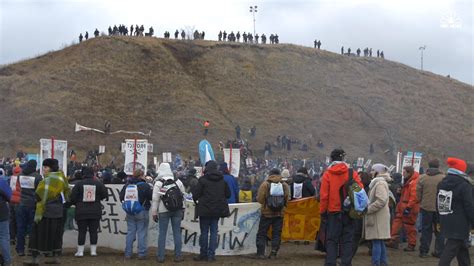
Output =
[{"x1": 122, "y1": 182, "x2": 145, "y2": 215}]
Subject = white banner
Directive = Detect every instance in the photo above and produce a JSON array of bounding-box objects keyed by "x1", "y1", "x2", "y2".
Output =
[
  {"x1": 223, "y1": 148, "x2": 240, "y2": 177},
  {"x1": 39, "y1": 139, "x2": 68, "y2": 175},
  {"x1": 162, "y1": 152, "x2": 172, "y2": 163},
  {"x1": 356, "y1": 157, "x2": 364, "y2": 167},
  {"x1": 124, "y1": 139, "x2": 148, "y2": 175},
  {"x1": 402, "y1": 152, "x2": 422, "y2": 173},
  {"x1": 62, "y1": 185, "x2": 260, "y2": 255}
]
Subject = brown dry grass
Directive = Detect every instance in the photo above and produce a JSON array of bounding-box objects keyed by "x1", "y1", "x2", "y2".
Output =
[{"x1": 0, "y1": 36, "x2": 472, "y2": 163}]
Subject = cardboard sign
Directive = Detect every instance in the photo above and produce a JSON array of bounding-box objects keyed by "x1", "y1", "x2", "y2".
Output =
[
  {"x1": 39, "y1": 138, "x2": 68, "y2": 175},
  {"x1": 223, "y1": 148, "x2": 241, "y2": 177},
  {"x1": 19, "y1": 176, "x2": 35, "y2": 189},
  {"x1": 123, "y1": 139, "x2": 148, "y2": 175}
]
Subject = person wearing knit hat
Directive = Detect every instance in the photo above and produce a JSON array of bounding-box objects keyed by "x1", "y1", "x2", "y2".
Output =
[
  {"x1": 371, "y1": 164, "x2": 388, "y2": 175},
  {"x1": 26, "y1": 158, "x2": 69, "y2": 265},
  {"x1": 416, "y1": 159, "x2": 446, "y2": 258},
  {"x1": 437, "y1": 157, "x2": 474, "y2": 265},
  {"x1": 15, "y1": 160, "x2": 43, "y2": 256}
]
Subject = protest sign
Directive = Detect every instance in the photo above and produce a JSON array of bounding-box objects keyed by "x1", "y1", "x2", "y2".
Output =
[
  {"x1": 39, "y1": 138, "x2": 67, "y2": 175},
  {"x1": 223, "y1": 148, "x2": 241, "y2": 177},
  {"x1": 123, "y1": 139, "x2": 148, "y2": 175}
]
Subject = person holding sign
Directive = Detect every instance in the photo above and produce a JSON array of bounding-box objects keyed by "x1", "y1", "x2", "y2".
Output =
[
  {"x1": 27, "y1": 159, "x2": 70, "y2": 265},
  {"x1": 69, "y1": 167, "x2": 108, "y2": 257},
  {"x1": 119, "y1": 169, "x2": 152, "y2": 260}
]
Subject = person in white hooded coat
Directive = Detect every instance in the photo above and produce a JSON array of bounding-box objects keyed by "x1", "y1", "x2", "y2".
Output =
[
  {"x1": 365, "y1": 164, "x2": 392, "y2": 266},
  {"x1": 151, "y1": 163, "x2": 185, "y2": 263}
]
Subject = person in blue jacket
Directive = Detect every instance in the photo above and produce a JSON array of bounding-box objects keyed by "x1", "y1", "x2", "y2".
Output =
[{"x1": 220, "y1": 162, "x2": 239, "y2": 203}]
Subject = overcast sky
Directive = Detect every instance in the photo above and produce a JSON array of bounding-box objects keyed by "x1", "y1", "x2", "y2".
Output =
[{"x1": 0, "y1": 0, "x2": 472, "y2": 84}]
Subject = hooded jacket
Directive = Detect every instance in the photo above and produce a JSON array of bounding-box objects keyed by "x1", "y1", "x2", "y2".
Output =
[
  {"x1": 18, "y1": 160, "x2": 43, "y2": 208},
  {"x1": 257, "y1": 174, "x2": 290, "y2": 217},
  {"x1": 220, "y1": 163, "x2": 240, "y2": 204},
  {"x1": 290, "y1": 173, "x2": 316, "y2": 199},
  {"x1": 70, "y1": 175, "x2": 108, "y2": 220},
  {"x1": 319, "y1": 162, "x2": 363, "y2": 214},
  {"x1": 364, "y1": 173, "x2": 391, "y2": 240},
  {"x1": 151, "y1": 163, "x2": 185, "y2": 215},
  {"x1": 416, "y1": 168, "x2": 444, "y2": 212},
  {"x1": 193, "y1": 161, "x2": 230, "y2": 217},
  {"x1": 437, "y1": 170, "x2": 474, "y2": 240}
]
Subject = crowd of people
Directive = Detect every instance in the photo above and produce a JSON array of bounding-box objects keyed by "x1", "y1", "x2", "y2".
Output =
[
  {"x1": 217, "y1": 31, "x2": 280, "y2": 44},
  {"x1": 341, "y1": 46, "x2": 385, "y2": 58},
  {"x1": 0, "y1": 146, "x2": 472, "y2": 266}
]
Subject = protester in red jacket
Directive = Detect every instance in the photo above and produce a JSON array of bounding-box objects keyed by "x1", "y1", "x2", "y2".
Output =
[
  {"x1": 387, "y1": 166, "x2": 420, "y2": 251},
  {"x1": 319, "y1": 149, "x2": 363, "y2": 266}
]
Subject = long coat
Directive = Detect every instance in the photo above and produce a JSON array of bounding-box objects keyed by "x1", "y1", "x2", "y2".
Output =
[{"x1": 364, "y1": 173, "x2": 391, "y2": 240}]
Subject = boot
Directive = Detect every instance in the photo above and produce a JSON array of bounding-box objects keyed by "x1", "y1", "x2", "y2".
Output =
[
  {"x1": 90, "y1": 245, "x2": 97, "y2": 256},
  {"x1": 403, "y1": 245, "x2": 415, "y2": 252},
  {"x1": 386, "y1": 240, "x2": 399, "y2": 249},
  {"x1": 268, "y1": 250, "x2": 278, "y2": 259},
  {"x1": 24, "y1": 255, "x2": 40, "y2": 265},
  {"x1": 44, "y1": 256, "x2": 60, "y2": 264},
  {"x1": 75, "y1": 245, "x2": 84, "y2": 257}
]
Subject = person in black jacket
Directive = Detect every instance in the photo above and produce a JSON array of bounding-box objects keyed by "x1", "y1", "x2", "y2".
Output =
[
  {"x1": 0, "y1": 175, "x2": 12, "y2": 266},
  {"x1": 437, "y1": 158, "x2": 474, "y2": 266},
  {"x1": 15, "y1": 160, "x2": 42, "y2": 256},
  {"x1": 290, "y1": 167, "x2": 315, "y2": 200},
  {"x1": 70, "y1": 167, "x2": 108, "y2": 257},
  {"x1": 192, "y1": 160, "x2": 230, "y2": 262}
]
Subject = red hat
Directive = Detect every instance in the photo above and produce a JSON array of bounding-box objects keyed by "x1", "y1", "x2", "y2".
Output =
[{"x1": 446, "y1": 157, "x2": 467, "y2": 172}]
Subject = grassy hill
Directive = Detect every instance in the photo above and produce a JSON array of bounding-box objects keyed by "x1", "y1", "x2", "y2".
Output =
[{"x1": 0, "y1": 36, "x2": 472, "y2": 164}]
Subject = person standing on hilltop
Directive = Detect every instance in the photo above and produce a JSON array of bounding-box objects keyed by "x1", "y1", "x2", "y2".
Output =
[
  {"x1": 94, "y1": 28, "x2": 99, "y2": 37},
  {"x1": 203, "y1": 120, "x2": 210, "y2": 136},
  {"x1": 79, "y1": 33, "x2": 83, "y2": 43},
  {"x1": 174, "y1": 30, "x2": 179, "y2": 39},
  {"x1": 341, "y1": 46, "x2": 344, "y2": 55},
  {"x1": 85, "y1": 31, "x2": 88, "y2": 40},
  {"x1": 317, "y1": 40, "x2": 321, "y2": 49}
]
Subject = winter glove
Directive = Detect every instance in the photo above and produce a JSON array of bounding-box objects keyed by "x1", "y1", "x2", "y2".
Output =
[{"x1": 403, "y1": 208, "x2": 411, "y2": 216}]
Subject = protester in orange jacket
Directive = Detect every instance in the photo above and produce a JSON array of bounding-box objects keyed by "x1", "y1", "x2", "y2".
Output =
[
  {"x1": 319, "y1": 149, "x2": 363, "y2": 266},
  {"x1": 387, "y1": 166, "x2": 420, "y2": 251}
]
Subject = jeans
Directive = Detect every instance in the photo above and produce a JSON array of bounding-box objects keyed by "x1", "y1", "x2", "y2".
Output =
[
  {"x1": 16, "y1": 205, "x2": 35, "y2": 253},
  {"x1": 325, "y1": 212, "x2": 354, "y2": 266},
  {"x1": 157, "y1": 210, "x2": 183, "y2": 259},
  {"x1": 9, "y1": 205, "x2": 16, "y2": 241},
  {"x1": 199, "y1": 216, "x2": 219, "y2": 258},
  {"x1": 256, "y1": 216, "x2": 283, "y2": 255},
  {"x1": 371, "y1": 240, "x2": 387, "y2": 265},
  {"x1": 439, "y1": 239, "x2": 471, "y2": 266},
  {"x1": 419, "y1": 209, "x2": 445, "y2": 255},
  {"x1": 125, "y1": 211, "x2": 149, "y2": 258},
  {"x1": 77, "y1": 219, "x2": 100, "y2": 245},
  {"x1": 0, "y1": 221, "x2": 11, "y2": 264}
]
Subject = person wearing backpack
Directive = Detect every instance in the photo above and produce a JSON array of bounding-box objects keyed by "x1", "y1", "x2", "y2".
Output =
[
  {"x1": 119, "y1": 169, "x2": 152, "y2": 260},
  {"x1": 254, "y1": 168, "x2": 290, "y2": 259},
  {"x1": 151, "y1": 163, "x2": 185, "y2": 263},
  {"x1": 437, "y1": 158, "x2": 474, "y2": 266},
  {"x1": 364, "y1": 164, "x2": 392, "y2": 266},
  {"x1": 319, "y1": 149, "x2": 364, "y2": 266},
  {"x1": 290, "y1": 167, "x2": 315, "y2": 200},
  {"x1": 192, "y1": 160, "x2": 230, "y2": 262},
  {"x1": 69, "y1": 166, "x2": 108, "y2": 257},
  {"x1": 15, "y1": 159, "x2": 42, "y2": 257}
]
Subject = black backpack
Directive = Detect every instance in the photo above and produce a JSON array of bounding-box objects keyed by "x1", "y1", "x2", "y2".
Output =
[
  {"x1": 159, "y1": 179, "x2": 184, "y2": 212},
  {"x1": 266, "y1": 181, "x2": 286, "y2": 211}
]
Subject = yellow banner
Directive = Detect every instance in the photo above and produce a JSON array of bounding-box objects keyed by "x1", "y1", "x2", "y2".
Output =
[{"x1": 281, "y1": 197, "x2": 321, "y2": 241}]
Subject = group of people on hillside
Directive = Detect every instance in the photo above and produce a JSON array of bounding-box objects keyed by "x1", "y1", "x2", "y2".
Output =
[
  {"x1": 0, "y1": 147, "x2": 472, "y2": 266},
  {"x1": 341, "y1": 46, "x2": 385, "y2": 58},
  {"x1": 217, "y1": 31, "x2": 279, "y2": 44}
]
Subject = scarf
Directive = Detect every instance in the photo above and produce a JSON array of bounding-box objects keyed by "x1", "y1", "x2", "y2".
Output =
[
  {"x1": 447, "y1": 168, "x2": 474, "y2": 185},
  {"x1": 34, "y1": 171, "x2": 70, "y2": 223}
]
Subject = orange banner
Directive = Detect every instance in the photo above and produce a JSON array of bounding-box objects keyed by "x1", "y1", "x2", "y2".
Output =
[{"x1": 281, "y1": 197, "x2": 321, "y2": 241}]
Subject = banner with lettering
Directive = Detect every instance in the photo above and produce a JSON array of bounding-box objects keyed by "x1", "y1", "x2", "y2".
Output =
[
  {"x1": 281, "y1": 197, "x2": 321, "y2": 241},
  {"x1": 62, "y1": 185, "x2": 321, "y2": 255}
]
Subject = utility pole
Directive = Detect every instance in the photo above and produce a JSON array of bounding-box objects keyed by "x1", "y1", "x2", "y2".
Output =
[
  {"x1": 419, "y1": 45, "x2": 426, "y2": 70},
  {"x1": 249, "y1": 5, "x2": 258, "y2": 36}
]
